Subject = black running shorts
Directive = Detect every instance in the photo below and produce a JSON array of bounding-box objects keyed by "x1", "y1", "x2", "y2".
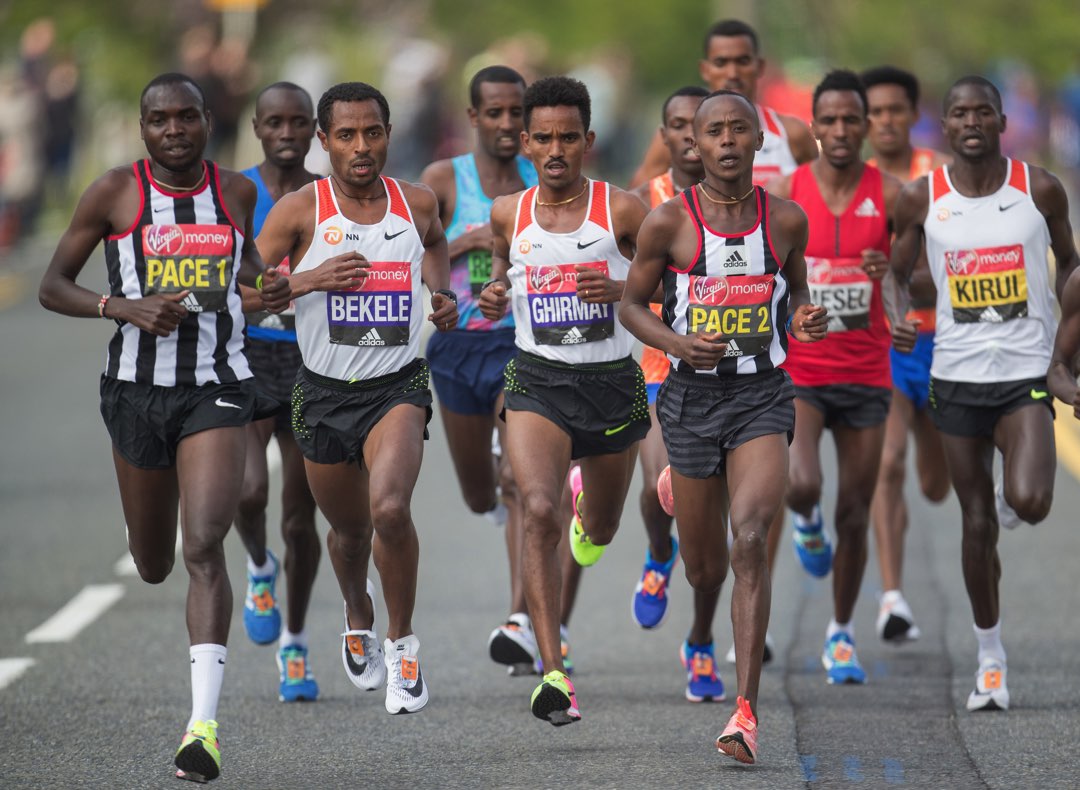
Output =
[
  {"x1": 502, "y1": 352, "x2": 651, "y2": 459},
  {"x1": 99, "y1": 374, "x2": 256, "y2": 470},
  {"x1": 930, "y1": 376, "x2": 1054, "y2": 438},
  {"x1": 291, "y1": 358, "x2": 432, "y2": 466},
  {"x1": 658, "y1": 367, "x2": 795, "y2": 479},
  {"x1": 794, "y1": 384, "x2": 891, "y2": 430},
  {"x1": 246, "y1": 338, "x2": 304, "y2": 431}
]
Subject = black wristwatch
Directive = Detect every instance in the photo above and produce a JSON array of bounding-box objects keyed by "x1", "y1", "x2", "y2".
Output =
[
  {"x1": 481, "y1": 278, "x2": 503, "y2": 292},
  {"x1": 434, "y1": 288, "x2": 458, "y2": 304}
]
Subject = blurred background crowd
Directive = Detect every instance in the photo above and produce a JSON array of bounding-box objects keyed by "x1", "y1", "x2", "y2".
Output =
[{"x1": 2, "y1": 0, "x2": 1080, "y2": 256}]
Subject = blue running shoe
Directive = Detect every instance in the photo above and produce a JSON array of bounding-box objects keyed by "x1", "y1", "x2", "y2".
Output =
[
  {"x1": 821, "y1": 633, "x2": 867, "y2": 685},
  {"x1": 792, "y1": 506, "x2": 833, "y2": 578},
  {"x1": 277, "y1": 644, "x2": 319, "y2": 702},
  {"x1": 680, "y1": 641, "x2": 726, "y2": 703},
  {"x1": 632, "y1": 537, "x2": 679, "y2": 629},
  {"x1": 243, "y1": 550, "x2": 282, "y2": 645}
]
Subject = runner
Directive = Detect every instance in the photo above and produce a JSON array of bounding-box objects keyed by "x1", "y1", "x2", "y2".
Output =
[
  {"x1": 769, "y1": 70, "x2": 902, "y2": 684},
  {"x1": 38, "y1": 73, "x2": 290, "y2": 783},
  {"x1": 1049, "y1": 267, "x2": 1080, "y2": 417},
  {"x1": 233, "y1": 82, "x2": 322, "y2": 702},
  {"x1": 621, "y1": 89, "x2": 826, "y2": 763},
  {"x1": 861, "y1": 66, "x2": 952, "y2": 643},
  {"x1": 255, "y1": 81, "x2": 458, "y2": 716},
  {"x1": 479, "y1": 76, "x2": 650, "y2": 725},
  {"x1": 630, "y1": 18, "x2": 816, "y2": 188},
  {"x1": 888, "y1": 75, "x2": 1078, "y2": 710}
]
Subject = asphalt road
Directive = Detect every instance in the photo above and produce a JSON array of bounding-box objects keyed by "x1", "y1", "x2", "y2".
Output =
[{"x1": 1, "y1": 237, "x2": 1078, "y2": 788}]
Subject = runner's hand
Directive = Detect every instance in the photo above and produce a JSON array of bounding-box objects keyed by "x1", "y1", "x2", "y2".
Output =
[
  {"x1": 892, "y1": 318, "x2": 921, "y2": 354},
  {"x1": 675, "y1": 330, "x2": 729, "y2": 370},
  {"x1": 460, "y1": 223, "x2": 495, "y2": 254},
  {"x1": 575, "y1": 266, "x2": 622, "y2": 303},
  {"x1": 116, "y1": 291, "x2": 191, "y2": 337},
  {"x1": 308, "y1": 251, "x2": 370, "y2": 292},
  {"x1": 1072, "y1": 389, "x2": 1080, "y2": 421},
  {"x1": 259, "y1": 268, "x2": 292, "y2": 314},
  {"x1": 479, "y1": 282, "x2": 508, "y2": 321},
  {"x1": 792, "y1": 303, "x2": 828, "y2": 342},
  {"x1": 862, "y1": 249, "x2": 888, "y2": 281},
  {"x1": 429, "y1": 291, "x2": 459, "y2": 332}
]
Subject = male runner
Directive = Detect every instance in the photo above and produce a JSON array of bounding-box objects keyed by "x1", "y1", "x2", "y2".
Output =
[
  {"x1": 622, "y1": 89, "x2": 826, "y2": 763},
  {"x1": 769, "y1": 70, "x2": 902, "y2": 684},
  {"x1": 1049, "y1": 267, "x2": 1080, "y2": 416},
  {"x1": 38, "y1": 73, "x2": 289, "y2": 783},
  {"x1": 255, "y1": 81, "x2": 458, "y2": 716},
  {"x1": 861, "y1": 66, "x2": 952, "y2": 643},
  {"x1": 479, "y1": 76, "x2": 650, "y2": 725},
  {"x1": 630, "y1": 19, "x2": 816, "y2": 189},
  {"x1": 233, "y1": 82, "x2": 321, "y2": 702},
  {"x1": 889, "y1": 76, "x2": 1078, "y2": 710}
]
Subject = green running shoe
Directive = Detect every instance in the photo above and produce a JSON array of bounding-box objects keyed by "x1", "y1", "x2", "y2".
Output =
[
  {"x1": 567, "y1": 466, "x2": 604, "y2": 566},
  {"x1": 530, "y1": 670, "x2": 581, "y2": 726},
  {"x1": 174, "y1": 719, "x2": 220, "y2": 783}
]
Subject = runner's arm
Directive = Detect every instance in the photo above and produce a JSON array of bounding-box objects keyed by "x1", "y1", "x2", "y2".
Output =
[
  {"x1": 773, "y1": 198, "x2": 827, "y2": 342},
  {"x1": 779, "y1": 114, "x2": 818, "y2": 165},
  {"x1": 884, "y1": 178, "x2": 929, "y2": 351},
  {"x1": 1030, "y1": 166, "x2": 1080, "y2": 302},
  {"x1": 1048, "y1": 267, "x2": 1080, "y2": 411},
  {"x1": 629, "y1": 129, "x2": 671, "y2": 188},
  {"x1": 478, "y1": 195, "x2": 514, "y2": 321}
]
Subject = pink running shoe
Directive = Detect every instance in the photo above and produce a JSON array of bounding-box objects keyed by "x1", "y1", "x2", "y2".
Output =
[{"x1": 716, "y1": 695, "x2": 758, "y2": 764}]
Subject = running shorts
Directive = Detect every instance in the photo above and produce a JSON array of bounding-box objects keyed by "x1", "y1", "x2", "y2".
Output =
[
  {"x1": 427, "y1": 329, "x2": 516, "y2": 416},
  {"x1": 929, "y1": 376, "x2": 1054, "y2": 438},
  {"x1": 794, "y1": 384, "x2": 891, "y2": 430},
  {"x1": 247, "y1": 337, "x2": 305, "y2": 431},
  {"x1": 890, "y1": 331, "x2": 934, "y2": 411}
]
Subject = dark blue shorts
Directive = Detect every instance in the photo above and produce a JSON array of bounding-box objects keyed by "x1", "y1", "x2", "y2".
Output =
[
  {"x1": 890, "y1": 332, "x2": 934, "y2": 411},
  {"x1": 427, "y1": 329, "x2": 516, "y2": 416},
  {"x1": 647, "y1": 381, "x2": 663, "y2": 405}
]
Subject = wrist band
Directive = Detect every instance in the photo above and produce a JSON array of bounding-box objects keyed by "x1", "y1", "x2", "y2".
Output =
[
  {"x1": 255, "y1": 273, "x2": 264, "y2": 290},
  {"x1": 786, "y1": 313, "x2": 795, "y2": 333},
  {"x1": 98, "y1": 294, "x2": 111, "y2": 319},
  {"x1": 480, "y1": 279, "x2": 502, "y2": 292},
  {"x1": 434, "y1": 288, "x2": 458, "y2": 304}
]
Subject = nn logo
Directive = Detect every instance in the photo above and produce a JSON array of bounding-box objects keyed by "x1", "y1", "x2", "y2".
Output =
[
  {"x1": 324, "y1": 226, "x2": 343, "y2": 245},
  {"x1": 346, "y1": 233, "x2": 363, "y2": 241}
]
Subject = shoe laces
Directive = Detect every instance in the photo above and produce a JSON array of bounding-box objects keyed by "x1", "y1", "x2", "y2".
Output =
[
  {"x1": 281, "y1": 647, "x2": 308, "y2": 681},
  {"x1": 641, "y1": 569, "x2": 667, "y2": 597},
  {"x1": 691, "y1": 652, "x2": 716, "y2": 680},
  {"x1": 248, "y1": 583, "x2": 275, "y2": 612},
  {"x1": 187, "y1": 720, "x2": 219, "y2": 744},
  {"x1": 828, "y1": 634, "x2": 858, "y2": 666},
  {"x1": 733, "y1": 696, "x2": 756, "y2": 731}
]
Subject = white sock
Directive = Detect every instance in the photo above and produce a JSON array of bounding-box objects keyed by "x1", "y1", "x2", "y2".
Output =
[
  {"x1": 881, "y1": 589, "x2": 903, "y2": 606},
  {"x1": 794, "y1": 505, "x2": 822, "y2": 530},
  {"x1": 974, "y1": 622, "x2": 1005, "y2": 664},
  {"x1": 826, "y1": 618, "x2": 853, "y2": 640},
  {"x1": 483, "y1": 502, "x2": 508, "y2": 528},
  {"x1": 280, "y1": 629, "x2": 307, "y2": 649},
  {"x1": 247, "y1": 553, "x2": 275, "y2": 577},
  {"x1": 559, "y1": 623, "x2": 570, "y2": 642},
  {"x1": 188, "y1": 644, "x2": 227, "y2": 729}
]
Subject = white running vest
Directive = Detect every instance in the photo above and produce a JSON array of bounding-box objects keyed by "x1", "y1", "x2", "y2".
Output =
[
  {"x1": 924, "y1": 160, "x2": 1056, "y2": 383},
  {"x1": 292, "y1": 176, "x2": 425, "y2": 381},
  {"x1": 507, "y1": 180, "x2": 635, "y2": 364},
  {"x1": 752, "y1": 105, "x2": 799, "y2": 187}
]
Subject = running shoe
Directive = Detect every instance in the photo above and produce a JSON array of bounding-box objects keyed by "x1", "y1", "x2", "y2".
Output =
[
  {"x1": 488, "y1": 613, "x2": 538, "y2": 676},
  {"x1": 656, "y1": 464, "x2": 675, "y2": 516},
  {"x1": 966, "y1": 657, "x2": 1009, "y2": 711},
  {"x1": 174, "y1": 719, "x2": 220, "y2": 783},
  {"x1": 341, "y1": 579, "x2": 386, "y2": 691},
  {"x1": 530, "y1": 670, "x2": 580, "y2": 726},
  {"x1": 680, "y1": 640, "x2": 726, "y2": 703},
  {"x1": 242, "y1": 550, "x2": 281, "y2": 645},
  {"x1": 716, "y1": 696, "x2": 758, "y2": 765},
  {"x1": 567, "y1": 466, "x2": 605, "y2": 566},
  {"x1": 384, "y1": 634, "x2": 429, "y2": 714},
  {"x1": 632, "y1": 536, "x2": 679, "y2": 629},
  {"x1": 995, "y1": 477, "x2": 1022, "y2": 531},
  {"x1": 724, "y1": 632, "x2": 776, "y2": 666},
  {"x1": 792, "y1": 506, "x2": 833, "y2": 577},
  {"x1": 821, "y1": 633, "x2": 867, "y2": 685},
  {"x1": 876, "y1": 591, "x2": 922, "y2": 643},
  {"x1": 276, "y1": 644, "x2": 319, "y2": 702},
  {"x1": 534, "y1": 626, "x2": 574, "y2": 676}
]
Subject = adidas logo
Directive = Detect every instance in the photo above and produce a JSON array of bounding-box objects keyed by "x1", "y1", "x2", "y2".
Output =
[
  {"x1": 357, "y1": 328, "x2": 386, "y2": 346},
  {"x1": 854, "y1": 197, "x2": 880, "y2": 218},
  {"x1": 979, "y1": 306, "x2": 1003, "y2": 323},
  {"x1": 181, "y1": 292, "x2": 203, "y2": 312},
  {"x1": 723, "y1": 338, "x2": 743, "y2": 357},
  {"x1": 561, "y1": 326, "x2": 587, "y2": 345},
  {"x1": 723, "y1": 249, "x2": 748, "y2": 271}
]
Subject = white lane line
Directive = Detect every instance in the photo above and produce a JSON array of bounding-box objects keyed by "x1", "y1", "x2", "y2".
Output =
[
  {"x1": 25, "y1": 584, "x2": 125, "y2": 643},
  {"x1": 0, "y1": 658, "x2": 35, "y2": 690}
]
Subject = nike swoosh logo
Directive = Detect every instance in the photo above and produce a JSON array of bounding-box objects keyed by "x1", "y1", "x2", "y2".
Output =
[
  {"x1": 604, "y1": 422, "x2": 631, "y2": 436},
  {"x1": 403, "y1": 668, "x2": 425, "y2": 698},
  {"x1": 1030, "y1": 389, "x2": 1049, "y2": 400},
  {"x1": 384, "y1": 229, "x2": 408, "y2": 241},
  {"x1": 999, "y1": 201, "x2": 1021, "y2": 212},
  {"x1": 576, "y1": 238, "x2": 602, "y2": 249},
  {"x1": 153, "y1": 206, "x2": 169, "y2": 213},
  {"x1": 215, "y1": 398, "x2": 242, "y2": 409}
]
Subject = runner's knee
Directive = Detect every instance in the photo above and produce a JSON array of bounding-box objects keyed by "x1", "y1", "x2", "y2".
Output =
[
  {"x1": 1009, "y1": 486, "x2": 1052, "y2": 525},
  {"x1": 786, "y1": 474, "x2": 822, "y2": 513},
  {"x1": 683, "y1": 557, "x2": 727, "y2": 593},
  {"x1": 370, "y1": 494, "x2": 412, "y2": 533},
  {"x1": 134, "y1": 553, "x2": 174, "y2": 584},
  {"x1": 237, "y1": 479, "x2": 269, "y2": 520}
]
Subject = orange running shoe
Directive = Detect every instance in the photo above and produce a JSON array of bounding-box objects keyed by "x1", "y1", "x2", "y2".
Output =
[{"x1": 716, "y1": 695, "x2": 758, "y2": 764}]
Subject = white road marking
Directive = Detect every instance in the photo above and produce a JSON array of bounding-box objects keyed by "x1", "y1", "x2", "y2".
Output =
[
  {"x1": 0, "y1": 658, "x2": 35, "y2": 690},
  {"x1": 25, "y1": 584, "x2": 125, "y2": 643}
]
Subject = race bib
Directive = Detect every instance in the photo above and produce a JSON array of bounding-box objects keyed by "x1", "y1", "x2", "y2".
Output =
[
  {"x1": 526, "y1": 262, "x2": 614, "y2": 346},
  {"x1": 806, "y1": 256, "x2": 871, "y2": 333},
  {"x1": 142, "y1": 224, "x2": 234, "y2": 312},
  {"x1": 944, "y1": 245, "x2": 1028, "y2": 323},
  {"x1": 326, "y1": 261, "x2": 412, "y2": 346},
  {"x1": 686, "y1": 274, "x2": 774, "y2": 358},
  {"x1": 462, "y1": 224, "x2": 494, "y2": 296}
]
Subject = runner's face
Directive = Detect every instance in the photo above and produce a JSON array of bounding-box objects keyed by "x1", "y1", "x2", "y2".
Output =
[
  {"x1": 523, "y1": 105, "x2": 594, "y2": 190},
  {"x1": 692, "y1": 95, "x2": 762, "y2": 182},
  {"x1": 471, "y1": 81, "x2": 526, "y2": 162},
  {"x1": 812, "y1": 90, "x2": 867, "y2": 169},
  {"x1": 866, "y1": 84, "x2": 916, "y2": 157},
  {"x1": 661, "y1": 96, "x2": 705, "y2": 178},
  {"x1": 140, "y1": 83, "x2": 209, "y2": 173},
  {"x1": 253, "y1": 88, "x2": 315, "y2": 169},
  {"x1": 318, "y1": 99, "x2": 390, "y2": 189},
  {"x1": 943, "y1": 84, "x2": 1005, "y2": 161},
  {"x1": 699, "y1": 35, "x2": 762, "y2": 98}
]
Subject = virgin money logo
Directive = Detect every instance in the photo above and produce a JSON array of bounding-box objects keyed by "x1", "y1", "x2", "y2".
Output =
[
  {"x1": 945, "y1": 249, "x2": 978, "y2": 276},
  {"x1": 693, "y1": 276, "x2": 728, "y2": 304},
  {"x1": 144, "y1": 225, "x2": 184, "y2": 256},
  {"x1": 810, "y1": 257, "x2": 833, "y2": 283},
  {"x1": 530, "y1": 266, "x2": 564, "y2": 293},
  {"x1": 324, "y1": 226, "x2": 343, "y2": 245}
]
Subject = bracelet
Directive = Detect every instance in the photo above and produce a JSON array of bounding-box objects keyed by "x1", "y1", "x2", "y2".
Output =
[
  {"x1": 785, "y1": 313, "x2": 795, "y2": 333},
  {"x1": 434, "y1": 288, "x2": 458, "y2": 304},
  {"x1": 98, "y1": 294, "x2": 111, "y2": 319},
  {"x1": 480, "y1": 279, "x2": 502, "y2": 292},
  {"x1": 255, "y1": 273, "x2": 264, "y2": 290}
]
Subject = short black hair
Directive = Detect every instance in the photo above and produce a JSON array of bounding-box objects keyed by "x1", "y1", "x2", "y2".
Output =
[
  {"x1": 523, "y1": 76, "x2": 591, "y2": 132},
  {"x1": 695, "y1": 89, "x2": 760, "y2": 131},
  {"x1": 255, "y1": 81, "x2": 314, "y2": 115},
  {"x1": 945, "y1": 75, "x2": 1003, "y2": 114},
  {"x1": 140, "y1": 73, "x2": 205, "y2": 116},
  {"x1": 661, "y1": 86, "x2": 710, "y2": 125},
  {"x1": 860, "y1": 66, "x2": 919, "y2": 109},
  {"x1": 317, "y1": 82, "x2": 390, "y2": 133},
  {"x1": 703, "y1": 19, "x2": 760, "y2": 57},
  {"x1": 469, "y1": 66, "x2": 527, "y2": 109},
  {"x1": 812, "y1": 69, "x2": 868, "y2": 117}
]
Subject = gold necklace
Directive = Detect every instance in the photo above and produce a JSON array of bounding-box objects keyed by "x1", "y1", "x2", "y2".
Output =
[
  {"x1": 698, "y1": 181, "x2": 755, "y2": 205},
  {"x1": 151, "y1": 170, "x2": 206, "y2": 193},
  {"x1": 331, "y1": 174, "x2": 385, "y2": 202},
  {"x1": 537, "y1": 179, "x2": 589, "y2": 207}
]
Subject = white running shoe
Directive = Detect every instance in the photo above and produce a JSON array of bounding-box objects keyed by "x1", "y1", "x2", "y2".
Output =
[
  {"x1": 385, "y1": 634, "x2": 429, "y2": 714},
  {"x1": 995, "y1": 477, "x2": 1023, "y2": 531},
  {"x1": 966, "y1": 657, "x2": 1009, "y2": 711},
  {"x1": 876, "y1": 591, "x2": 922, "y2": 643},
  {"x1": 488, "y1": 613, "x2": 538, "y2": 676},
  {"x1": 341, "y1": 579, "x2": 386, "y2": 691},
  {"x1": 724, "y1": 632, "x2": 775, "y2": 666},
  {"x1": 484, "y1": 499, "x2": 508, "y2": 528}
]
